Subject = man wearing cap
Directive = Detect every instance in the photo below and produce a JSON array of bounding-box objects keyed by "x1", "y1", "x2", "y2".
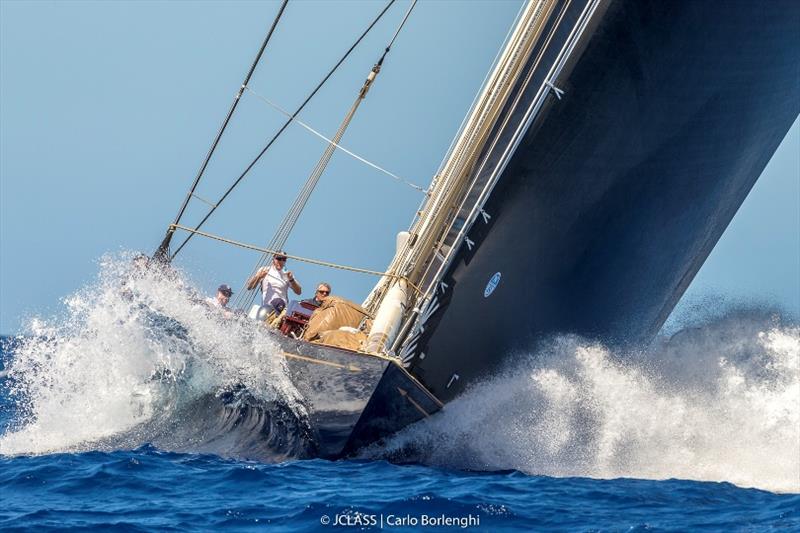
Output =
[
  {"x1": 206, "y1": 284, "x2": 234, "y2": 310},
  {"x1": 246, "y1": 252, "x2": 302, "y2": 312}
]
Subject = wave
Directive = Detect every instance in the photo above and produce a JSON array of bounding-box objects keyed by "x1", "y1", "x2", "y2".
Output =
[
  {"x1": 3, "y1": 254, "x2": 798, "y2": 492},
  {"x1": 0, "y1": 253, "x2": 314, "y2": 460},
  {"x1": 368, "y1": 311, "x2": 800, "y2": 493}
]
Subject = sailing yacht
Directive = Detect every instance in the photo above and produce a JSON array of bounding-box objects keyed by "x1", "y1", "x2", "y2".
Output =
[{"x1": 152, "y1": 0, "x2": 800, "y2": 458}]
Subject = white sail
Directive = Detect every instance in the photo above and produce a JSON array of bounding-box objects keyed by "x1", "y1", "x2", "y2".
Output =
[{"x1": 363, "y1": 0, "x2": 555, "y2": 336}]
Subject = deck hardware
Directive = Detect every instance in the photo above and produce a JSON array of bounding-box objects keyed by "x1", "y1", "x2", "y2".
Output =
[
  {"x1": 421, "y1": 298, "x2": 440, "y2": 322},
  {"x1": 545, "y1": 80, "x2": 564, "y2": 100},
  {"x1": 446, "y1": 374, "x2": 460, "y2": 388},
  {"x1": 401, "y1": 341, "x2": 418, "y2": 362},
  {"x1": 397, "y1": 387, "x2": 430, "y2": 417},
  {"x1": 484, "y1": 272, "x2": 501, "y2": 297}
]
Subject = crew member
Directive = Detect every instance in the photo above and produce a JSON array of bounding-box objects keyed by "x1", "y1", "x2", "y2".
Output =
[
  {"x1": 206, "y1": 284, "x2": 233, "y2": 309},
  {"x1": 246, "y1": 252, "x2": 302, "y2": 312},
  {"x1": 303, "y1": 282, "x2": 331, "y2": 308}
]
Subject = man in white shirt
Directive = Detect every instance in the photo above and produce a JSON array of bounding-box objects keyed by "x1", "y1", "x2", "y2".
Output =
[
  {"x1": 247, "y1": 252, "x2": 302, "y2": 311},
  {"x1": 205, "y1": 284, "x2": 234, "y2": 317},
  {"x1": 209, "y1": 283, "x2": 233, "y2": 306}
]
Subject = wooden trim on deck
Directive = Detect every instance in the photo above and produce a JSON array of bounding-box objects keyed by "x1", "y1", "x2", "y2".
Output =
[{"x1": 280, "y1": 351, "x2": 362, "y2": 372}]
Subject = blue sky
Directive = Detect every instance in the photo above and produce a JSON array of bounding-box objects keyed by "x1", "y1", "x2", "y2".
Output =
[{"x1": 1, "y1": 0, "x2": 798, "y2": 334}]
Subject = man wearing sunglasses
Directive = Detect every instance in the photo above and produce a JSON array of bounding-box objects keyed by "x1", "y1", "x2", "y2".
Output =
[
  {"x1": 247, "y1": 252, "x2": 302, "y2": 312},
  {"x1": 304, "y1": 282, "x2": 332, "y2": 308}
]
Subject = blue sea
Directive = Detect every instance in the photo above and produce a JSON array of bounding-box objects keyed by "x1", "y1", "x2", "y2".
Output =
[{"x1": 2, "y1": 259, "x2": 798, "y2": 531}]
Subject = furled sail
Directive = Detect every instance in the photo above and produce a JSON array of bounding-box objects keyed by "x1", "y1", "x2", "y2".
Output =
[{"x1": 363, "y1": 0, "x2": 566, "y2": 352}]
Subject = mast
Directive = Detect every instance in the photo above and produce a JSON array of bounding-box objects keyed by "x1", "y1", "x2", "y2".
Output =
[
  {"x1": 154, "y1": 0, "x2": 289, "y2": 262},
  {"x1": 155, "y1": 0, "x2": 400, "y2": 263},
  {"x1": 236, "y1": 0, "x2": 418, "y2": 310},
  {"x1": 363, "y1": 0, "x2": 556, "y2": 351}
]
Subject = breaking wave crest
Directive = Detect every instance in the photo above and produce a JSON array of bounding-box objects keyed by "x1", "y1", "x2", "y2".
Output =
[
  {"x1": 0, "y1": 253, "x2": 313, "y2": 460},
  {"x1": 2, "y1": 254, "x2": 798, "y2": 493},
  {"x1": 372, "y1": 312, "x2": 800, "y2": 493}
]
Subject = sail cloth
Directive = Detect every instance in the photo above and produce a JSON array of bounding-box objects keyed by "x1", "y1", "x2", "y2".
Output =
[
  {"x1": 315, "y1": 329, "x2": 369, "y2": 351},
  {"x1": 303, "y1": 297, "x2": 372, "y2": 342},
  {"x1": 363, "y1": 0, "x2": 557, "y2": 314}
]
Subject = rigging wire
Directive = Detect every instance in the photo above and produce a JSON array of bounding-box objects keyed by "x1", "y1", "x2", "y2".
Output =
[
  {"x1": 361, "y1": 1, "x2": 526, "y2": 313},
  {"x1": 244, "y1": 86, "x2": 427, "y2": 193},
  {"x1": 154, "y1": 0, "x2": 289, "y2": 261},
  {"x1": 236, "y1": 0, "x2": 418, "y2": 310},
  {"x1": 168, "y1": 223, "x2": 423, "y2": 295},
  {"x1": 234, "y1": 87, "x2": 364, "y2": 309},
  {"x1": 384, "y1": 0, "x2": 415, "y2": 50},
  {"x1": 169, "y1": 0, "x2": 398, "y2": 261}
]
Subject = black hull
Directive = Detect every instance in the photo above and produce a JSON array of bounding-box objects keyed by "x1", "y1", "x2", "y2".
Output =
[
  {"x1": 272, "y1": 335, "x2": 387, "y2": 457},
  {"x1": 344, "y1": 0, "x2": 799, "y2": 450},
  {"x1": 272, "y1": 334, "x2": 439, "y2": 458}
]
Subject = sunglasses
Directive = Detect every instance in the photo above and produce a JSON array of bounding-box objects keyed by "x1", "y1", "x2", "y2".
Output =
[
  {"x1": 316, "y1": 290, "x2": 330, "y2": 295},
  {"x1": 275, "y1": 257, "x2": 287, "y2": 262}
]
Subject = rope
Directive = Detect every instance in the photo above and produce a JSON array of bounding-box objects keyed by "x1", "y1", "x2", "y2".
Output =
[
  {"x1": 235, "y1": 0, "x2": 417, "y2": 307},
  {"x1": 361, "y1": 0, "x2": 524, "y2": 312},
  {"x1": 169, "y1": 0, "x2": 397, "y2": 261},
  {"x1": 235, "y1": 95, "x2": 364, "y2": 309},
  {"x1": 244, "y1": 86, "x2": 427, "y2": 193},
  {"x1": 364, "y1": 0, "x2": 545, "y2": 316},
  {"x1": 169, "y1": 224, "x2": 422, "y2": 295},
  {"x1": 386, "y1": 0, "x2": 417, "y2": 51},
  {"x1": 271, "y1": 97, "x2": 362, "y2": 252},
  {"x1": 190, "y1": 192, "x2": 217, "y2": 208},
  {"x1": 236, "y1": 0, "x2": 418, "y2": 310},
  {"x1": 154, "y1": 0, "x2": 288, "y2": 261}
]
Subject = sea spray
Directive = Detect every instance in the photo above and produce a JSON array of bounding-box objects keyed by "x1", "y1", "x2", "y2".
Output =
[
  {"x1": 372, "y1": 312, "x2": 800, "y2": 493},
  {"x1": 0, "y1": 253, "x2": 308, "y2": 459},
  {"x1": 3, "y1": 256, "x2": 798, "y2": 491}
]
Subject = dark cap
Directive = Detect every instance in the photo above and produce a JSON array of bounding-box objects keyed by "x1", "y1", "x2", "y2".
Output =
[
  {"x1": 217, "y1": 284, "x2": 233, "y2": 296},
  {"x1": 269, "y1": 298, "x2": 286, "y2": 313}
]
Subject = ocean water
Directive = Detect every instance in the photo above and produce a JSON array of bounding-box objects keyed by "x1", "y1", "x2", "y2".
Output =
[{"x1": 1, "y1": 256, "x2": 798, "y2": 531}]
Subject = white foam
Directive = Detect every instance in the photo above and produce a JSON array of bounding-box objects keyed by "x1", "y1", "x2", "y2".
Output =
[
  {"x1": 0, "y1": 253, "x2": 303, "y2": 456},
  {"x1": 377, "y1": 314, "x2": 800, "y2": 493},
  {"x1": 4, "y1": 256, "x2": 798, "y2": 493}
]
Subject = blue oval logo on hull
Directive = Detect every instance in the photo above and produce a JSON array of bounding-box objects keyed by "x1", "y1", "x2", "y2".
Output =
[{"x1": 484, "y1": 272, "x2": 501, "y2": 298}]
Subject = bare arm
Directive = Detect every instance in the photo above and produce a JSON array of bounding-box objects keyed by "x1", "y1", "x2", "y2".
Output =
[
  {"x1": 246, "y1": 267, "x2": 268, "y2": 290},
  {"x1": 286, "y1": 271, "x2": 302, "y2": 295}
]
